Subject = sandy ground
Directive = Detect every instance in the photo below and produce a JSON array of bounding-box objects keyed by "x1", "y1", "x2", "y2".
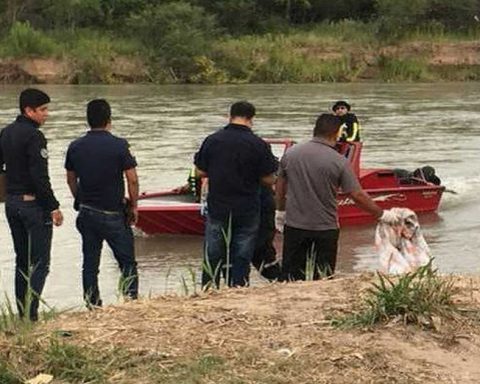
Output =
[{"x1": 26, "y1": 273, "x2": 480, "y2": 383}]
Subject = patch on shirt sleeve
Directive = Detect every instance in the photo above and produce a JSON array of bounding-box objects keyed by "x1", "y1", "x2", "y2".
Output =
[{"x1": 40, "y1": 148, "x2": 49, "y2": 159}]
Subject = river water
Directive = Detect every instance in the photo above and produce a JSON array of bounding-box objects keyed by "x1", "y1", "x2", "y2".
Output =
[{"x1": 0, "y1": 83, "x2": 479, "y2": 310}]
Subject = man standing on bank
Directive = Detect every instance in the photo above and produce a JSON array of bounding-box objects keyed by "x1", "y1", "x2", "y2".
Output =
[
  {"x1": 65, "y1": 99, "x2": 139, "y2": 308},
  {"x1": 194, "y1": 101, "x2": 278, "y2": 288},
  {"x1": 0, "y1": 88, "x2": 63, "y2": 321},
  {"x1": 275, "y1": 114, "x2": 392, "y2": 281}
]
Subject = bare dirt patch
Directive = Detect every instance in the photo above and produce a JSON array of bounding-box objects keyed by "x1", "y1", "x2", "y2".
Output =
[{"x1": 22, "y1": 273, "x2": 479, "y2": 383}]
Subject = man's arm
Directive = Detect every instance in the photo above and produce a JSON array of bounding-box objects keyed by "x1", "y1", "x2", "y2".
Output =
[
  {"x1": 125, "y1": 167, "x2": 139, "y2": 224},
  {"x1": 195, "y1": 166, "x2": 207, "y2": 178},
  {"x1": 27, "y1": 131, "x2": 62, "y2": 226},
  {"x1": 349, "y1": 189, "x2": 382, "y2": 218},
  {"x1": 260, "y1": 173, "x2": 276, "y2": 186},
  {"x1": 275, "y1": 174, "x2": 287, "y2": 211},
  {"x1": 66, "y1": 170, "x2": 78, "y2": 198}
]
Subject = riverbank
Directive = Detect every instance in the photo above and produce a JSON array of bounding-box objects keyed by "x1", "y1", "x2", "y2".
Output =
[
  {"x1": 1, "y1": 273, "x2": 479, "y2": 383},
  {"x1": 1, "y1": 33, "x2": 480, "y2": 84}
]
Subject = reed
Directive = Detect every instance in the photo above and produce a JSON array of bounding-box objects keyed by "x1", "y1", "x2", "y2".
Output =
[
  {"x1": 333, "y1": 261, "x2": 459, "y2": 328},
  {"x1": 220, "y1": 214, "x2": 233, "y2": 286}
]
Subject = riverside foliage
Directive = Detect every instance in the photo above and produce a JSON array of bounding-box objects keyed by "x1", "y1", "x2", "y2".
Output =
[{"x1": 0, "y1": 0, "x2": 480, "y2": 83}]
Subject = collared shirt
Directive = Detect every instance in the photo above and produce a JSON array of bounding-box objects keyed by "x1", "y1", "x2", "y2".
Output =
[
  {"x1": 0, "y1": 115, "x2": 59, "y2": 211},
  {"x1": 279, "y1": 137, "x2": 360, "y2": 231},
  {"x1": 194, "y1": 123, "x2": 278, "y2": 220},
  {"x1": 65, "y1": 130, "x2": 137, "y2": 212}
]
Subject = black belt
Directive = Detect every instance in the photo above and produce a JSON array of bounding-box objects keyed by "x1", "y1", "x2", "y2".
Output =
[
  {"x1": 80, "y1": 204, "x2": 122, "y2": 215},
  {"x1": 7, "y1": 194, "x2": 36, "y2": 201}
]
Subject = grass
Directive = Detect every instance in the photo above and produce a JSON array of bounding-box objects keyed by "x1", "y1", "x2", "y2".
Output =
[
  {"x1": 333, "y1": 261, "x2": 459, "y2": 328},
  {"x1": 378, "y1": 56, "x2": 433, "y2": 82},
  {"x1": 1, "y1": 20, "x2": 480, "y2": 83}
]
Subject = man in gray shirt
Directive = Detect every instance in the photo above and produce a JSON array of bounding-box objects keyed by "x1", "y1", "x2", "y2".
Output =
[{"x1": 275, "y1": 113, "x2": 390, "y2": 281}]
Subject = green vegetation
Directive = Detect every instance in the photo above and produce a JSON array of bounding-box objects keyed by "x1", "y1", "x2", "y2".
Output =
[
  {"x1": 333, "y1": 262, "x2": 460, "y2": 328},
  {"x1": 0, "y1": 0, "x2": 480, "y2": 83}
]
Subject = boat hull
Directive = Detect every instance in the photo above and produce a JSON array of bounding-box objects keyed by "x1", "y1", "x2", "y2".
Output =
[{"x1": 136, "y1": 185, "x2": 444, "y2": 235}]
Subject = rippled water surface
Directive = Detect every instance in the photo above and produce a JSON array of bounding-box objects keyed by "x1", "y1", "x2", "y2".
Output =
[{"x1": 1, "y1": 83, "x2": 479, "y2": 309}]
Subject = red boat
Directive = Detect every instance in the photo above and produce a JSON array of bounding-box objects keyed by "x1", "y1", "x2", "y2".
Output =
[{"x1": 136, "y1": 140, "x2": 445, "y2": 235}]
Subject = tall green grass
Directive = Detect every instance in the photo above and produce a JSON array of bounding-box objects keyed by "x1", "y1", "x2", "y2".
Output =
[
  {"x1": 333, "y1": 262, "x2": 459, "y2": 328},
  {"x1": 378, "y1": 56, "x2": 433, "y2": 82}
]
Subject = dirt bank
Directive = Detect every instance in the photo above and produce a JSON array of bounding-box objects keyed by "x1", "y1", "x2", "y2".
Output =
[
  {"x1": 0, "y1": 56, "x2": 149, "y2": 84},
  {"x1": 3, "y1": 273, "x2": 479, "y2": 383},
  {"x1": 1, "y1": 41, "x2": 479, "y2": 84}
]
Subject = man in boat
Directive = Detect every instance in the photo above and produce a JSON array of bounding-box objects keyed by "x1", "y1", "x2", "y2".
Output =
[
  {"x1": 0, "y1": 88, "x2": 63, "y2": 321},
  {"x1": 275, "y1": 114, "x2": 393, "y2": 281},
  {"x1": 65, "y1": 99, "x2": 139, "y2": 308},
  {"x1": 194, "y1": 101, "x2": 278, "y2": 288},
  {"x1": 332, "y1": 100, "x2": 361, "y2": 142}
]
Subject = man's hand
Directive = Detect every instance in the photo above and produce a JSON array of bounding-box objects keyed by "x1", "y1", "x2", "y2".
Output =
[
  {"x1": 275, "y1": 210, "x2": 286, "y2": 233},
  {"x1": 51, "y1": 209, "x2": 63, "y2": 226},
  {"x1": 129, "y1": 207, "x2": 139, "y2": 226}
]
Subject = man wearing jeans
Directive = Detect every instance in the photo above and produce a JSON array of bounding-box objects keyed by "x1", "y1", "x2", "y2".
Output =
[
  {"x1": 0, "y1": 88, "x2": 63, "y2": 321},
  {"x1": 195, "y1": 101, "x2": 278, "y2": 288},
  {"x1": 65, "y1": 99, "x2": 139, "y2": 308}
]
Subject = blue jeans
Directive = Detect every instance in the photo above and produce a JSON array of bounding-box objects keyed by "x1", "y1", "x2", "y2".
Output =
[
  {"x1": 5, "y1": 196, "x2": 52, "y2": 321},
  {"x1": 202, "y1": 212, "x2": 260, "y2": 288},
  {"x1": 76, "y1": 206, "x2": 138, "y2": 307}
]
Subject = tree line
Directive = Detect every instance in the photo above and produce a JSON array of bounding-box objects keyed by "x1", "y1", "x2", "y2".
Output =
[
  {"x1": 1, "y1": 0, "x2": 479, "y2": 35},
  {"x1": 1, "y1": 0, "x2": 479, "y2": 83}
]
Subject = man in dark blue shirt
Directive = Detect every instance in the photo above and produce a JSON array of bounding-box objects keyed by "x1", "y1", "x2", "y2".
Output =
[
  {"x1": 65, "y1": 99, "x2": 139, "y2": 308},
  {"x1": 194, "y1": 101, "x2": 278, "y2": 288},
  {"x1": 0, "y1": 88, "x2": 63, "y2": 321}
]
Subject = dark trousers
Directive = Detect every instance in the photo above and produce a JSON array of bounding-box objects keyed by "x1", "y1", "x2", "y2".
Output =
[
  {"x1": 282, "y1": 225, "x2": 339, "y2": 281},
  {"x1": 5, "y1": 196, "x2": 52, "y2": 321},
  {"x1": 76, "y1": 207, "x2": 138, "y2": 307},
  {"x1": 252, "y1": 190, "x2": 280, "y2": 281},
  {"x1": 202, "y1": 212, "x2": 260, "y2": 289}
]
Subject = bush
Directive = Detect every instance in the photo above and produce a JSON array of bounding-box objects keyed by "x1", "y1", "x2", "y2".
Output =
[
  {"x1": 0, "y1": 21, "x2": 58, "y2": 57},
  {"x1": 70, "y1": 36, "x2": 116, "y2": 84},
  {"x1": 128, "y1": 1, "x2": 218, "y2": 80}
]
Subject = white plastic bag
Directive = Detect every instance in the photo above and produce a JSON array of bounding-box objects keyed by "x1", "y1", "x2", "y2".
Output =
[{"x1": 375, "y1": 208, "x2": 431, "y2": 274}]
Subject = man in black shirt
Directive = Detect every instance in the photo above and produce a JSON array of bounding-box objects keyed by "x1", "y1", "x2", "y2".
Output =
[
  {"x1": 194, "y1": 101, "x2": 278, "y2": 288},
  {"x1": 65, "y1": 99, "x2": 139, "y2": 308},
  {"x1": 0, "y1": 88, "x2": 63, "y2": 321}
]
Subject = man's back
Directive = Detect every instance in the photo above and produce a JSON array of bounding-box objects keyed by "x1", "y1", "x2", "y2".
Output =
[
  {"x1": 195, "y1": 123, "x2": 277, "y2": 220},
  {"x1": 280, "y1": 138, "x2": 359, "y2": 231},
  {"x1": 65, "y1": 130, "x2": 136, "y2": 211}
]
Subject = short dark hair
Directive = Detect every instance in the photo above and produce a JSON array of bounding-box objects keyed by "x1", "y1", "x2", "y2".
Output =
[
  {"x1": 87, "y1": 99, "x2": 111, "y2": 129},
  {"x1": 230, "y1": 101, "x2": 256, "y2": 119},
  {"x1": 19, "y1": 88, "x2": 50, "y2": 114},
  {"x1": 332, "y1": 100, "x2": 351, "y2": 112},
  {"x1": 313, "y1": 114, "x2": 342, "y2": 137}
]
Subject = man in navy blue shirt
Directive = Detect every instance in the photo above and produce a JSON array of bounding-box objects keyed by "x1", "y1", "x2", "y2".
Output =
[
  {"x1": 194, "y1": 101, "x2": 278, "y2": 288},
  {"x1": 65, "y1": 99, "x2": 139, "y2": 308},
  {"x1": 0, "y1": 88, "x2": 63, "y2": 321}
]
